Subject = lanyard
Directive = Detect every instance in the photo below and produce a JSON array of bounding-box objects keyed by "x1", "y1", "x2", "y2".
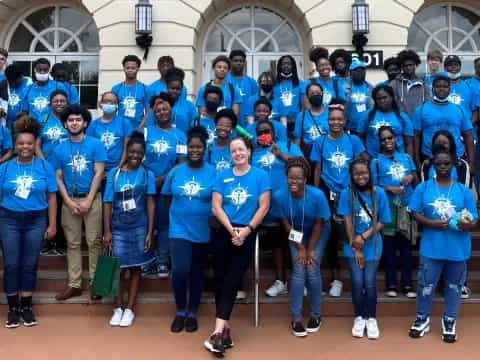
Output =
[
  {"x1": 289, "y1": 188, "x2": 306, "y2": 233},
  {"x1": 434, "y1": 179, "x2": 453, "y2": 200},
  {"x1": 69, "y1": 139, "x2": 85, "y2": 194},
  {"x1": 123, "y1": 81, "x2": 138, "y2": 99},
  {"x1": 16, "y1": 158, "x2": 35, "y2": 177}
]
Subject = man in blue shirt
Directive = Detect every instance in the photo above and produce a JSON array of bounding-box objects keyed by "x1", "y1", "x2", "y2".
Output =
[
  {"x1": 51, "y1": 63, "x2": 80, "y2": 105},
  {"x1": 52, "y1": 105, "x2": 107, "y2": 301},
  {"x1": 4, "y1": 64, "x2": 32, "y2": 126},
  {"x1": 147, "y1": 56, "x2": 187, "y2": 103},
  {"x1": 424, "y1": 49, "x2": 443, "y2": 91},
  {"x1": 330, "y1": 48, "x2": 352, "y2": 100}
]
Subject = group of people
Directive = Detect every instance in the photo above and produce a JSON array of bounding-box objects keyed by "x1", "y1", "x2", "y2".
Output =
[{"x1": 0, "y1": 45, "x2": 478, "y2": 355}]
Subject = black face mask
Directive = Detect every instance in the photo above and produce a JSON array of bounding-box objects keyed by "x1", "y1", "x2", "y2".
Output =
[
  {"x1": 260, "y1": 84, "x2": 273, "y2": 93},
  {"x1": 309, "y1": 95, "x2": 323, "y2": 107},
  {"x1": 205, "y1": 100, "x2": 219, "y2": 112}
]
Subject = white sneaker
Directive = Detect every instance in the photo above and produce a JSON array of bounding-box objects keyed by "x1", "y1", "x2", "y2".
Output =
[
  {"x1": 386, "y1": 289, "x2": 398, "y2": 297},
  {"x1": 304, "y1": 287, "x2": 308, "y2": 297},
  {"x1": 329, "y1": 280, "x2": 343, "y2": 297},
  {"x1": 366, "y1": 318, "x2": 380, "y2": 339},
  {"x1": 119, "y1": 309, "x2": 135, "y2": 327},
  {"x1": 352, "y1": 316, "x2": 366, "y2": 338},
  {"x1": 265, "y1": 280, "x2": 288, "y2": 297},
  {"x1": 109, "y1": 308, "x2": 123, "y2": 326},
  {"x1": 236, "y1": 291, "x2": 247, "y2": 300}
]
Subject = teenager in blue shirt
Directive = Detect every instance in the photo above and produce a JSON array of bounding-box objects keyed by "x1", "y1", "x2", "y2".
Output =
[
  {"x1": 0, "y1": 116, "x2": 57, "y2": 328},
  {"x1": 147, "y1": 55, "x2": 187, "y2": 103},
  {"x1": 51, "y1": 63, "x2": 80, "y2": 105},
  {"x1": 193, "y1": 85, "x2": 222, "y2": 145},
  {"x1": 87, "y1": 92, "x2": 133, "y2": 172},
  {"x1": 246, "y1": 98, "x2": 287, "y2": 143},
  {"x1": 52, "y1": 105, "x2": 107, "y2": 301},
  {"x1": 111, "y1": 55, "x2": 148, "y2": 129},
  {"x1": 423, "y1": 49, "x2": 443, "y2": 92},
  {"x1": 5, "y1": 64, "x2": 31, "y2": 127},
  {"x1": 443, "y1": 55, "x2": 475, "y2": 118},
  {"x1": 103, "y1": 131, "x2": 155, "y2": 327},
  {"x1": 381, "y1": 57, "x2": 401, "y2": 85},
  {"x1": 206, "y1": 109, "x2": 235, "y2": 173},
  {"x1": 205, "y1": 137, "x2": 271, "y2": 355},
  {"x1": 330, "y1": 49, "x2": 352, "y2": 99},
  {"x1": 338, "y1": 158, "x2": 391, "y2": 339},
  {"x1": 162, "y1": 126, "x2": 216, "y2": 333},
  {"x1": 143, "y1": 93, "x2": 187, "y2": 277},
  {"x1": 408, "y1": 147, "x2": 477, "y2": 343},
  {"x1": 0, "y1": 122, "x2": 12, "y2": 164},
  {"x1": 358, "y1": 84, "x2": 414, "y2": 158},
  {"x1": 275, "y1": 157, "x2": 331, "y2": 337},
  {"x1": 196, "y1": 55, "x2": 241, "y2": 117},
  {"x1": 371, "y1": 126, "x2": 417, "y2": 298}
]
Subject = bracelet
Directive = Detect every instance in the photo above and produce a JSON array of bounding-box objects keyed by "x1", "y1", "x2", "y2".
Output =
[{"x1": 247, "y1": 224, "x2": 255, "y2": 232}]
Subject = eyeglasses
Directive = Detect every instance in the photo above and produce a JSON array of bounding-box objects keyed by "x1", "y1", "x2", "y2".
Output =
[
  {"x1": 380, "y1": 136, "x2": 394, "y2": 142},
  {"x1": 256, "y1": 129, "x2": 271, "y2": 135}
]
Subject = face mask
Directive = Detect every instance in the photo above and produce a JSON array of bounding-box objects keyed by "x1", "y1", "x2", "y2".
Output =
[
  {"x1": 101, "y1": 104, "x2": 117, "y2": 115},
  {"x1": 281, "y1": 72, "x2": 293, "y2": 78},
  {"x1": 260, "y1": 84, "x2": 273, "y2": 93},
  {"x1": 447, "y1": 72, "x2": 461, "y2": 80},
  {"x1": 309, "y1": 95, "x2": 323, "y2": 107},
  {"x1": 205, "y1": 100, "x2": 219, "y2": 112},
  {"x1": 257, "y1": 133, "x2": 273, "y2": 146},
  {"x1": 35, "y1": 72, "x2": 49, "y2": 82},
  {"x1": 433, "y1": 95, "x2": 449, "y2": 103}
]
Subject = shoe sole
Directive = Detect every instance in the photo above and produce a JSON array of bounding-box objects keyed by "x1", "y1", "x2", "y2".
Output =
[
  {"x1": 204, "y1": 340, "x2": 224, "y2": 354},
  {"x1": 367, "y1": 333, "x2": 380, "y2": 340},
  {"x1": 442, "y1": 334, "x2": 458, "y2": 343},
  {"x1": 119, "y1": 321, "x2": 134, "y2": 327},
  {"x1": 109, "y1": 322, "x2": 121, "y2": 326},
  {"x1": 352, "y1": 332, "x2": 364, "y2": 338},
  {"x1": 409, "y1": 325, "x2": 430, "y2": 338},
  {"x1": 306, "y1": 325, "x2": 321, "y2": 333},
  {"x1": 5, "y1": 323, "x2": 20, "y2": 329},
  {"x1": 291, "y1": 330, "x2": 308, "y2": 337},
  {"x1": 265, "y1": 291, "x2": 288, "y2": 297},
  {"x1": 23, "y1": 321, "x2": 38, "y2": 327}
]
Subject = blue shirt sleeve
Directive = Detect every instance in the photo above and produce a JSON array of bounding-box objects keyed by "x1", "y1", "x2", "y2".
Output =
[
  {"x1": 67, "y1": 83, "x2": 80, "y2": 105},
  {"x1": 459, "y1": 107, "x2": 473, "y2": 132},
  {"x1": 412, "y1": 105, "x2": 423, "y2": 132},
  {"x1": 408, "y1": 182, "x2": 426, "y2": 213},
  {"x1": 293, "y1": 112, "x2": 303, "y2": 140},
  {"x1": 233, "y1": 87, "x2": 242, "y2": 105},
  {"x1": 85, "y1": 121, "x2": 96, "y2": 136},
  {"x1": 351, "y1": 135, "x2": 366, "y2": 156},
  {"x1": 376, "y1": 187, "x2": 391, "y2": 223},
  {"x1": 160, "y1": 166, "x2": 175, "y2": 195},
  {"x1": 212, "y1": 171, "x2": 226, "y2": 194},
  {"x1": 337, "y1": 188, "x2": 351, "y2": 216},
  {"x1": 400, "y1": 112, "x2": 414, "y2": 136},
  {"x1": 196, "y1": 85, "x2": 206, "y2": 108},
  {"x1": 257, "y1": 168, "x2": 272, "y2": 194},
  {"x1": 44, "y1": 160, "x2": 58, "y2": 192},
  {"x1": 313, "y1": 190, "x2": 331, "y2": 220},
  {"x1": 370, "y1": 158, "x2": 379, "y2": 186},
  {"x1": 103, "y1": 169, "x2": 116, "y2": 202},
  {"x1": 288, "y1": 142, "x2": 303, "y2": 157},
  {"x1": 2, "y1": 126, "x2": 12, "y2": 150},
  {"x1": 146, "y1": 170, "x2": 156, "y2": 195},
  {"x1": 309, "y1": 136, "x2": 324, "y2": 162}
]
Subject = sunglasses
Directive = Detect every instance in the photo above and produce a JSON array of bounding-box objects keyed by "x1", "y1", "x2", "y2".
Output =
[{"x1": 380, "y1": 135, "x2": 394, "y2": 142}]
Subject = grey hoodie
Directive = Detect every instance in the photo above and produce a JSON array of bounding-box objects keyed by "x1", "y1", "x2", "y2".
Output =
[{"x1": 389, "y1": 75, "x2": 431, "y2": 118}]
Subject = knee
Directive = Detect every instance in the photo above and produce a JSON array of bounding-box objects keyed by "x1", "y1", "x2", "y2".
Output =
[
  {"x1": 171, "y1": 263, "x2": 190, "y2": 280},
  {"x1": 291, "y1": 264, "x2": 306, "y2": 280},
  {"x1": 306, "y1": 263, "x2": 321, "y2": 279}
]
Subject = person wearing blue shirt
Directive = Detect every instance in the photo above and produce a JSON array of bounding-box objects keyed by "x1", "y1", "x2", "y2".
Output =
[
  {"x1": 51, "y1": 105, "x2": 107, "y2": 302},
  {"x1": 358, "y1": 84, "x2": 414, "y2": 158},
  {"x1": 330, "y1": 49, "x2": 352, "y2": 100},
  {"x1": 408, "y1": 147, "x2": 478, "y2": 343},
  {"x1": 196, "y1": 55, "x2": 241, "y2": 117},
  {"x1": 371, "y1": 126, "x2": 417, "y2": 299},
  {"x1": 443, "y1": 55, "x2": 475, "y2": 121},
  {"x1": 0, "y1": 48, "x2": 7, "y2": 82},
  {"x1": 0, "y1": 123, "x2": 12, "y2": 163},
  {"x1": 162, "y1": 127, "x2": 216, "y2": 333},
  {"x1": 423, "y1": 49, "x2": 443, "y2": 93},
  {"x1": 206, "y1": 109, "x2": 235, "y2": 173},
  {"x1": 413, "y1": 73, "x2": 474, "y2": 170},
  {"x1": 51, "y1": 63, "x2": 80, "y2": 105},
  {"x1": 205, "y1": 137, "x2": 271, "y2": 355},
  {"x1": 21, "y1": 58, "x2": 68, "y2": 121},
  {"x1": 381, "y1": 57, "x2": 401, "y2": 85},
  {"x1": 338, "y1": 158, "x2": 391, "y2": 339},
  {"x1": 275, "y1": 157, "x2": 331, "y2": 337},
  {"x1": 87, "y1": 92, "x2": 133, "y2": 172},
  {"x1": 192, "y1": 85, "x2": 222, "y2": 145},
  {"x1": 147, "y1": 55, "x2": 188, "y2": 104},
  {"x1": 5, "y1": 64, "x2": 32, "y2": 127},
  {"x1": 311, "y1": 101, "x2": 366, "y2": 299},
  {"x1": 143, "y1": 93, "x2": 187, "y2": 278},
  {"x1": 111, "y1": 55, "x2": 148, "y2": 129},
  {"x1": 0, "y1": 116, "x2": 57, "y2": 328},
  {"x1": 246, "y1": 98, "x2": 287, "y2": 144},
  {"x1": 103, "y1": 132, "x2": 155, "y2": 328}
]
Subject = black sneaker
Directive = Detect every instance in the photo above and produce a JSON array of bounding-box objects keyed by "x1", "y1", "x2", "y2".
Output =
[
  {"x1": 442, "y1": 318, "x2": 457, "y2": 343},
  {"x1": 291, "y1": 321, "x2": 307, "y2": 337},
  {"x1": 409, "y1": 316, "x2": 430, "y2": 338},
  {"x1": 403, "y1": 286, "x2": 417, "y2": 299},
  {"x1": 5, "y1": 309, "x2": 20, "y2": 329},
  {"x1": 222, "y1": 327, "x2": 234, "y2": 349},
  {"x1": 185, "y1": 317, "x2": 198, "y2": 333},
  {"x1": 55, "y1": 247, "x2": 66, "y2": 256},
  {"x1": 40, "y1": 242, "x2": 55, "y2": 256},
  {"x1": 20, "y1": 307, "x2": 37, "y2": 327},
  {"x1": 170, "y1": 315, "x2": 185, "y2": 333},
  {"x1": 204, "y1": 332, "x2": 225, "y2": 354},
  {"x1": 306, "y1": 317, "x2": 322, "y2": 333}
]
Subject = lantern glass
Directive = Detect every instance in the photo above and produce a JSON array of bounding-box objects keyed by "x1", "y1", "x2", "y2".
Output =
[
  {"x1": 135, "y1": 0, "x2": 152, "y2": 34},
  {"x1": 352, "y1": 1, "x2": 369, "y2": 34}
]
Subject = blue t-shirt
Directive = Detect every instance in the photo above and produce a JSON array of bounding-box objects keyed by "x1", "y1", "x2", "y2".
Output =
[
  {"x1": 143, "y1": 125, "x2": 187, "y2": 177},
  {"x1": 448, "y1": 80, "x2": 475, "y2": 115},
  {"x1": 193, "y1": 115, "x2": 216, "y2": 146},
  {"x1": 147, "y1": 79, "x2": 187, "y2": 102},
  {"x1": 206, "y1": 141, "x2": 232, "y2": 173},
  {"x1": 21, "y1": 80, "x2": 68, "y2": 121},
  {"x1": 145, "y1": 97, "x2": 197, "y2": 132},
  {"x1": 306, "y1": 77, "x2": 341, "y2": 105},
  {"x1": 275, "y1": 185, "x2": 331, "y2": 244},
  {"x1": 196, "y1": 81, "x2": 242, "y2": 110},
  {"x1": 246, "y1": 120, "x2": 287, "y2": 144},
  {"x1": 161, "y1": 163, "x2": 216, "y2": 243},
  {"x1": 310, "y1": 133, "x2": 365, "y2": 194},
  {"x1": 60, "y1": 81, "x2": 80, "y2": 105},
  {"x1": 358, "y1": 110, "x2": 413, "y2": 157},
  {"x1": 51, "y1": 136, "x2": 107, "y2": 195},
  {"x1": 111, "y1": 81, "x2": 148, "y2": 128},
  {"x1": 39, "y1": 113, "x2": 69, "y2": 160},
  {"x1": 213, "y1": 166, "x2": 271, "y2": 225},
  {"x1": 409, "y1": 180, "x2": 478, "y2": 261},
  {"x1": 0, "y1": 157, "x2": 57, "y2": 211},
  {"x1": 0, "y1": 125, "x2": 12, "y2": 154},
  {"x1": 338, "y1": 186, "x2": 391, "y2": 261},
  {"x1": 273, "y1": 79, "x2": 305, "y2": 120},
  {"x1": 332, "y1": 75, "x2": 349, "y2": 101},
  {"x1": 371, "y1": 152, "x2": 416, "y2": 205},
  {"x1": 413, "y1": 101, "x2": 473, "y2": 157},
  {"x1": 226, "y1": 74, "x2": 258, "y2": 126},
  {"x1": 345, "y1": 82, "x2": 373, "y2": 132},
  {"x1": 7, "y1": 77, "x2": 31, "y2": 126},
  {"x1": 103, "y1": 166, "x2": 156, "y2": 202},
  {"x1": 86, "y1": 116, "x2": 134, "y2": 171},
  {"x1": 293, "y1": 109, "x2": 329, "y2": 144},
  {"x1": 244, "y1": 94, "x2": 284, "y2": 124}
]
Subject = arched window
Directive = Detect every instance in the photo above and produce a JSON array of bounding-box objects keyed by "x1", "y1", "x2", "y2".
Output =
[
  {"x1": 6, "y1": 5, "x2": 100, "y2": 107},
  {"x1": 408, "y1": 4, "x2": 480, "y2": 75},
  {"x1": 203, "y1": 5, "x2": 304, "y2": 82}
]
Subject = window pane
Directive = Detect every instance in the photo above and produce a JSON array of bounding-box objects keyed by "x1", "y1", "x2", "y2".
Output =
[
  {"x1": 59, "y1": 7, "x2": 88, "y2": 33},
  {"x1": 254, "y1": 30, "x2": 268, "y2": 49},
  {"x1": 453, "y1": 31, "x2": 473, "y2": 52},
  {"x1": 238, "y1": 31, "x2": 252, "y2": 50},
  {"x1": 451, "y1": 6, "x2": 479, "y2": 32},
  {"x1": 407, "y1": 22, "x2": 428, "y2": 53},
  {"x1": 79, "y1": 22, "x2": 100, "y2": 52},
  {"x1": 259, "y1": 39, "x2": 275, "y2": 52},
  {"x1": 206, "y1": 24, "x2": 231, "y2": 52},
  {"x1": 254, "y1": 7, "x2": 282, "y2": 33},
  {"x1": 231, "y1": 39, "x2": 248, "y2": 52},
  {"x1": 221, "y1": 7, "x2": 250, "y2": 34},
  {"x1": 34, "y1": 41, "x2": 49, "y2": 52},
  {"x1": 63, "y1": 41, "x2": 79, "y2": 53},
  {"x1": 80, "y1": 60, "x2": 99, "y2": 85},
  {"x1": 60, "y1": 61, "x2": 80, "y2": 84},
  {"x1": 275, "y1": 23, "x2": 300, "y2": 52},
  {"x1": 9, "y1": 24, "x2": 34, "y2": 51},
  {"x1": 80, "y1": 85, "x2": 98, "y2": 108},
  {"x1": 26, "y1": 7, "x2": 55, "y2": 33},
  {"x1": 415, "y1": 5, "x2": 448, "y2": 33}
]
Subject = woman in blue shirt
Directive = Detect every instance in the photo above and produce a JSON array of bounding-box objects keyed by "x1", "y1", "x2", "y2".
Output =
[
  {"x1": 246, "y1": 98, "x2": 287, "y2": 143},
  {"x1": 0, "y1": 123, "x2": 13, "y2": 164},
  {"x1": 338, "y1": 158, "x2": 390, "y2": 340},
  {"x1": 206, "y1": 109, "x2": 235, "y2": 173},
  {"x1": 103, "y1": 131, "x2": 155, "y2": 327},
  {"x1": 0, "y1": 116, "x2": 57, "y2": 328},
  {"x1": 204, "y1": 136, "x2": 271, "y2": 355},
  {"x1": 162, "y1": 126, "x2": 216, "y2": 333},
  {"x1": 408, "y1": 147, "x2": 477, "y2": 343},
  {"x1": 276, "y1": 157, "x2": 331, "y2": 337},
  {"x1": 371, "y1": 126, "x2": 417, "y2": 298}
]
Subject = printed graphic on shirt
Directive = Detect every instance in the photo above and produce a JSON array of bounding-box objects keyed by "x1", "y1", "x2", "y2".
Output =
[
  {"x1": 387, "y1": 162, "x2": 407, "y2": 181},
  {"x1": 350, "y1": 92, "x2": 367, "y2": 103},
  {"x1": 323, "y1": 90, "x2": 333, "y2": 105},
  {"x1": 100, "y1": 131, "x2": 119, "y2": 149},
  {"x1": 12, "y1": 173, "x2": 38, "y2": 193},
  {"x1": 9, "y1": 93, "x2": 20, "y2": 107},
  {"x1": 45, "y1": 127, "x2": 65, "y2": 142},
  {"x1": 448, "y1": 93, "x2": 463, "y2": 106},
  {"x1": 280, "y1": 90, "x2": 294, "y2": 107},
  {"x1": 358, "y1": 207, "x2": 371, "y2": 225},
  {"x1": 120, "y1": 182, "x2": 134, "y2": 192},
  {"x1": 370, "y1": 119, "x2": 391, "y2": 133},
  {"x1": 256, "y1": 152, "x2": 276, "y2": 169},
  {"x1": 307, "y1": 126, "x2": 323, "y2": 140},
  {"x1": 151, "y1": 138, "x2": 172, "y2": 155},
  {"x1": 179, "y1": 176, "x2": 205, "y2": 199},
  {"x1": 226, "y1": 183, "x2": 252, "y2": 208},
  {"x1": 327, "y1": 147, "x2": 351, "y2": 171},
  {"x1": 122, "y1": 96, "x2": 138, "y2": 112},
  {"x1": 32, "y1": 96, "x2": 49, "y2": 111},
  {"x1": 68, "y1": 153, "x2": 90, "y2": 174},
  {"x1": 215, "y1": 159, "x2": 231, "y2": 172},
  {"x1": 430, "y1": 196, "x2": 456, "y2": 221}
]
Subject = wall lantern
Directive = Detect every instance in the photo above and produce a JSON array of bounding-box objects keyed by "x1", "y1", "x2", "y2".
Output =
[
  {"x1": 135, "y1": 0, "x2": 153, "y2": 60},
  {"x1": 352, "y1": 0, "x2": 369, "y2": 57}
]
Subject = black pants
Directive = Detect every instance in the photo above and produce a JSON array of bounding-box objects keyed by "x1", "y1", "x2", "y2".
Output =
[{"x1": 211, "y1": 225, "x2": 256, "y2": 320}]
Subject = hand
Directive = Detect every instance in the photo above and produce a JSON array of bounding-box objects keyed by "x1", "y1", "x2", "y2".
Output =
[
  {"x1": 231, "y1": 227, "x2": 250, "y2": 246},
  {"x1": 103, "y1": 232, "x2": 112, "y2": 249},
  {"x1": 400, "y1": 175, "x2": 413, "y2": 186},
  {"x1": 305, "y1": 249, "x2": 317, "y2": 265},
  {"x1": 78, "y1": 199, "x2": 92, "y2": 214},
  {"x1": 271, "y1": 143, "x2": 281, "y2": 157},
  {"x1": 428, "y1": 219, "x2": 448, "y2": 229},
  {"x1": 44, "y1": 225, "x2": 57, "y2": 240},
  {"x1": 352, "y1": 235, "x2": 364, "y2": 250},
  {"x1": 66, "y1": 198, "x2": 81, "y2": 215},
  {"x1": 354, "y1": 249, "x2": 365, "y2": 269},
  {"x1": 389, "y1": 187, "x2": 405, "y2": 196},
  {"x1": 155, "y1": 176, "x2": 165, "y2": 190},
  {"x1": 144, "y1": 233, "x2": 152, "y2": 251},
  {"x1": 458, "y1": 218, "x2": 473, "y2": 231},
  {"x1": 296, "y1": 245, "x2": 307, "y2": 265}
]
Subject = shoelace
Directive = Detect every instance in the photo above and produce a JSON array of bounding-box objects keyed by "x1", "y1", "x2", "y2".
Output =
[{"x1": 444, "y1": 320, "x2": 454, "y2": 332}]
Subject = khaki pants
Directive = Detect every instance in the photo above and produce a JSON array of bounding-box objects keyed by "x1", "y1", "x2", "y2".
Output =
[{"x1": 61, "y1": 194, "x2": 102, "y2": 289}]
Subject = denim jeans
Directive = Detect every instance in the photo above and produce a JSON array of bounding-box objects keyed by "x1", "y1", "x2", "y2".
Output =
[
  {"x1": 416, "y1": 256, "x2": 466, "y2": 320},
  {"x1": 0, "y1": 208, "x2": 47, "y2": 294},
  {"x1": 289, "y1": 222, "x2": 331, "y2": 320},
  {"x1": 382, "y1": 233, "x2": 413, "y2": 288},
  {"x1": 155, "y1": 194, "x2": 169, "y2": 266},
  {"x1": 347, "y1": 258, "x2": 379, "y2": 319}
]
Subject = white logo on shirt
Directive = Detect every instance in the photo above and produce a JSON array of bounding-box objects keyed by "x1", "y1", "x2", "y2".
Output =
[
  {"x1": 68, "y1": 153, "x2": 90, "y2": 174},
  {"x1": 327, "y1": 147, "x2": 351, "y2": 171},
  {"x1": 350, "y1": 92, "x2": 367, "y2": 103},
  {"x1": 387, "y1": 163, "x2": 407, "y2": 181},
  {"x1": 100, "y1": 131, "x2": 119, "y2": 149},
  {"x1": 11, "y1": 174, "x2": 38, "y2": 193},
  {"x1": 256, "y1": 152, "x2": 276, "y2": 169},
  {"x1": 9, "y1": 93, "x2": 20, "y2": 107},
  {"x1": 151, "y1": 139, "x2": 172, "y2": 155},
  {"x1": 122, "y1": 96, "x2": 138, "y2": 110},
  {"x1": 179, "y1": 177, "x2": 205, "y2": 199},
  {"x1": 120, "y1": 183, "x2": 134, "y2": 192},
  {"x1": 323, "y1": 90, "x2": 333, "y2": 104},
  {"x1": 280, "y1": 90, "x2": 294, "y2": 107},
  {"x1": 215, "y1": 160, "x2": 231, "y2": 172},
  {"x1": 448, "y1": 93, "x2": 463, "y2": 106},
  {"x1": 430, "y1": 196, "x2": 456, "y2": 221},
  {"x1": 32, "y1": 96, "x2": 48, "y2": 111},
  {"x1": 370, "y1": 119, "x2": 391, "y2": 134},
  {"x1": 226, "y1": 184, "x2": 252, "y2": 207},
  {"x1": 307, "y1": 126, "x2": 323, "y2": 140},
  {"x1": 45, "y1": 127, "x2": 65, "y2": 142},
  {"x1": 357, "y1": 207, "x2": 371, "y2": 225}
]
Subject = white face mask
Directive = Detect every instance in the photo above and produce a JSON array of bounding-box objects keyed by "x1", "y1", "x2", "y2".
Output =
[{"x1": 35, "y1": 72, "x2": 49, "y2": 82}]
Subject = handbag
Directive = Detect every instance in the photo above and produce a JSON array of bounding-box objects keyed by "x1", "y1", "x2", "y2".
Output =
[{"x1": 91, "y1": 249, "x2": 120, "y2": 297}]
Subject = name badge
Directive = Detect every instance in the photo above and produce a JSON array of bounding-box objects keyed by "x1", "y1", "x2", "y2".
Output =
[
  {"x1": 288, "y1": 229, "x2": 303, "y2": 244},
  {"x1": 125, "y1": 107, "x2": 136, "y2": 118},
  {"x1": 122, "y1": 198, "x2": 136, "y2": 211},
  {"x1": 15, "y1": 186, "x2": 31, "y2": 200},
  {"x1": 224, "y1": 178, "x2": 234, "y2": 183},
  {"x1": 329, "y1": 191, "x2": 337, "y2": 201},
  {"x1": 356, "y1": 104, "x2": 367, "y2": 113},
  {"x1": 176, "y1": 144, "x2": 187, "y2": 155}
]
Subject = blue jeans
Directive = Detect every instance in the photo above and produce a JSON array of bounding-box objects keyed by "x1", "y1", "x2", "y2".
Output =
[
  {"x1": 416, "y1": 256, "x2": 466, "y2": 320},
  {"x1": 155, "y1": 194, "x2": 169, "y2": 266},
  {"x1": 289, "y1": 222, "x2": 331, "y2": 320},
  {"x1": 347, "y1": 258, "x2": 378, "y2": 319},
  {"x1": 382, "y1": 234, "x2": 413, "y2": 288},
  {"x1": 170, "y1": 238, "x2": 209, "y2": 316},
  {"x1": 0, "y1": 208, "x2": 47, "y2": 294}
]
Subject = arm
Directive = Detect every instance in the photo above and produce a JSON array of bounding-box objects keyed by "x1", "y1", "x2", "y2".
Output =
[
  {"x1": 462, "y1": 131, "x2": 475, "y2": 174},
  {"x1": 313, "y1": 161, "x2": 321, "y2": 188},
  {"x1": 145, "y1": 195, "x2": 155, "y2": 250},
  {"x1": 232, "y1": 104, "x2": 240, "y2": 117},
  {"x1": 35, "y1": 138, "x2": 45, "y2": 160},
  {"x1": 234, "y1": 191, "x2": 271, "y2": 245},
  {"x1": 119, "y1": 137, "x2": 129, "y2": 167},
  {"x1": 56, "y1": 168, "x2": 81, "y2": 215},
  {"x1": 414, "y1": 131, "x2": 422, "y2": 167},
  {"x1": 78, "y1": 162, "x2": 105, "y2": 213},
  {"x1": 404, "y1": 136, "x2": 414, "y2": 158},
  {"x1": 412, "y1": 211, "x2": 448, "y2": 229},
  {"x1": 0, "y1": 149, "x2": 12, "y2": 164},
  {"x1": 212, "y1": 192, "x2": 235, "y2": 236},
  {"x1": 44, "y1": 193, "x2": 57, "y2": 240},
  {"x1": 103, "y1": 202, "x2": 113, "y2": 248}
]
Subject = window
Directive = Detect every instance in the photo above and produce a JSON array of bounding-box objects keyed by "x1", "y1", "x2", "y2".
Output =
[
  {"x1": 408, "y1": 4, "x2": 480, "y2": 75},
  {"x1": 6, "y1": 5, "x2": 100, "y2": 108}
]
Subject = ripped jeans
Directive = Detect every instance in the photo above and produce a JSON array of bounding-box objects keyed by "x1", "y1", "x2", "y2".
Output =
[{"x1": 416, "y1": 256, "x2": 467, "y2": 320}]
